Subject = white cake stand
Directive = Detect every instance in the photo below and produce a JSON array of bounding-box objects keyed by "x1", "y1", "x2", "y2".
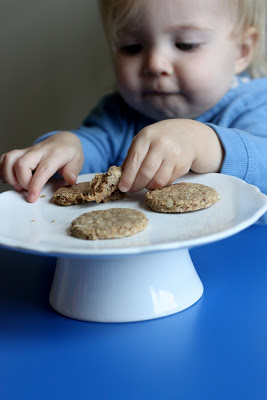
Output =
[{"x1": 0, "y1": 173, "x2": 266, "y2": 322}]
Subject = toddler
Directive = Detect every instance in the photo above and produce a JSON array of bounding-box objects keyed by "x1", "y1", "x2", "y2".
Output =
[{"x1": 1, "y1": 0, "x2": 267, "y2": 209}]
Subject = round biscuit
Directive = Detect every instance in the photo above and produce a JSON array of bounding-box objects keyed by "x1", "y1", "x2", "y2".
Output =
[
  {"x1": 145, "y1": 182, "x2": 220, "y2": 213},
  {"x1": 70, "y1": 208, "x2": 148, "y2": 240}
]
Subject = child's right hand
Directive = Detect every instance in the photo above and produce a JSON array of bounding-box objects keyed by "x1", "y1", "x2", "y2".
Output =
[{"x1": 0, "y1": 131, "x2": 84, "y2": 203}]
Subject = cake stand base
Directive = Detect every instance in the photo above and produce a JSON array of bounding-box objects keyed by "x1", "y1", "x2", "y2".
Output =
[{"x1": 49, "y1": 248, "x2": 203, "y2": 323}]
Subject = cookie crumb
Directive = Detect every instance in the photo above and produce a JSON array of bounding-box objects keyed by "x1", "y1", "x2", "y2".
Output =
[
  {"x1": 51, "y1": 220, "x2": 55, "y2": 223},
  {"x1": 31, "y1": 219, "x2": 36, "y2": 222},
  {"x1": 40, "y1": 195, "x2": 46, "y2": 198}
]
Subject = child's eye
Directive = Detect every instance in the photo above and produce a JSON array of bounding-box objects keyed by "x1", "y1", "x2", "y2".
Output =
[
  {"x1": 120, "y1": 44, "x2": 143, "y2": 55},
  {"x1": 175, "y1": 42, "x2": 199, "y2": 51}
]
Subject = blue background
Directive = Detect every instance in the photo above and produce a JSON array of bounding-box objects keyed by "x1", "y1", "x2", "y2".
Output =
[{"x1": 1, "y1": 225, "x2": 266, "y2": 400}]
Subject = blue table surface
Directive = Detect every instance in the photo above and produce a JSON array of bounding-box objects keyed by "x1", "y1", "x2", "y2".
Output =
[{"x1": 0, "y1": 224, "x2": 266, "y2": 400}]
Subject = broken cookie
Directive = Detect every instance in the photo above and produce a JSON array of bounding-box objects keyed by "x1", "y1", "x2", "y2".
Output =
[{"x1": 53, "y1": 166, "x2": 125, "y2": 206}]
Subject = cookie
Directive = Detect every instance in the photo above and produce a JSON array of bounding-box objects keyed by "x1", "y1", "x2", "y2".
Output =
[
  {"x1": 89, "y1": 165, "x2": 125, "y2": 203},
  {"x1": 145, "y1": 182, "x2": 220, "y2": 213},
  {"x1": 70, "y1": 208, "x2": 148, "y2": 240},
  {"x1": 53, "y1": 181, "x2": 94, "y2": 206},
  {"x1": 53, "y1": 165, "x2": 125, "y2": 206}
]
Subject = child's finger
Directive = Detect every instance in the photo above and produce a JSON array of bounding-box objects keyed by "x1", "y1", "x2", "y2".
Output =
[
  {"x1": 27, "y1": 157, "x2": 63, "y2": 202},
  {"x1": 14, "y1": 151, "x2": 42, "y2": 191},
  {"x1": 129, "y1": 153, "x2": 162, "y2": 192},
  {"x1": 60, "y1": 154, "x2": 84, "y2": 185},
  {"x1": 145, "y1": 159, "x2": 175, "y2": 190},
  {"x1": 119, "y1": 139, "x2": 150, "y2": 192},
  {"x1": 27, "y1": 150, "x2": 84, "y2": 202},
  {"x1": 119, "y1": 151, "x2": 144, "y2": 192},
  {"x1": 1, "y1": 150, "x2": 27, "y2": 190},
  {"x1": 0, "y1": 153, "x2": 5, "y2": 179},
  {"x1": 166, "y1": 164, "x2": 188, "y2": 186}
]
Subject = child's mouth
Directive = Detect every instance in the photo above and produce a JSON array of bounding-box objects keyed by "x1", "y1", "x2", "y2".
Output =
[{"x1": 143, "y1": 91, "x2": 179, "y2": 96}]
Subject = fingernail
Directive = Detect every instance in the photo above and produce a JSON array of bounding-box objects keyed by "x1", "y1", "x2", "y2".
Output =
[
  {"x1": 119, "y1": 183, "x2": 128, "y2": 192},
  {"x1": 70, "y1": 172, "x2": 77, "y2": 182}
]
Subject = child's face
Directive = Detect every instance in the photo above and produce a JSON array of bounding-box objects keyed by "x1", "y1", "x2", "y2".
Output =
[{"x1": 113, "y1": 0, "x2": 243, "y2": 120}]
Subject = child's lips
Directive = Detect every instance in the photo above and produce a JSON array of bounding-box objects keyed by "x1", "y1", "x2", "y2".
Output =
[{"x1": 143, "y1": 90, "x2": 180, "y2": 96}]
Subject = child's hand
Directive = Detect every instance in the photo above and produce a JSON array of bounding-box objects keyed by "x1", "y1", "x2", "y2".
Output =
[
  {"x1": 119, "y1": 119, "x2": 224, "y2": 192},
  {"x1": 0, "y1": 131, "x2": 84, "y2": 202}
]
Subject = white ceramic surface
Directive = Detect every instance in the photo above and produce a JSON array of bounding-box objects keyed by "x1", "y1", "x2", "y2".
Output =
[
  {"x1": 1, "y1": 173, "x2": 266, "y2": 322},
  {"x1": 0, "y1": 172, "x2": 266, "y2": 256},
  {"x1": 49, "y1": 249, "x2": 203, "y2": 322}
]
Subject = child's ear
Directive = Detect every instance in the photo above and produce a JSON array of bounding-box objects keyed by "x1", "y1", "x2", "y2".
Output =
[{"x1": 235, "y1": 27, "x2": 258, "y2": 74}]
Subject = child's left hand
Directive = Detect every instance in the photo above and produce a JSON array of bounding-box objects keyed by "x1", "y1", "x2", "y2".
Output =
[{"x1": 118, "y1": 119, "x2": 224, "y2": 193}]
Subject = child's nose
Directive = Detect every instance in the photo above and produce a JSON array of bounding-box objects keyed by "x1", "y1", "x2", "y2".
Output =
[{"x1": 143, "y1": 49, "x2": 173, "y2": 77}]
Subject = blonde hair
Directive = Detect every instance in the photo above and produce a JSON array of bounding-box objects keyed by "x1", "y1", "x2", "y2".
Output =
[
  {"x1": 233, "y1": 0, "x2": 267, "y2": 77},
  {"x1": 99, "y1": 0, "x2": 140, "y2": 50},
  {"x1": 99, "y1": 0, "x2": 267, "y2": 78}
]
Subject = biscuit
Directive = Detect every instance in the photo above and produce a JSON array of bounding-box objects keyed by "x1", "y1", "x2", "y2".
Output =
[
  {"x1": 70, "y1": 208, "x2": 148, "y2": 240},
  {"x1": 145, "y1": 182, "x2": 220, "y2": 213},
  {"x1": 90, "y1": 165, "x2": 125, "y2": 203},
  {"x1": 53, "y1": 166, "x2": 125, "y2": 206},
  {"x1": 53, "y1": 181, "x2": 94, "y2": 206}
]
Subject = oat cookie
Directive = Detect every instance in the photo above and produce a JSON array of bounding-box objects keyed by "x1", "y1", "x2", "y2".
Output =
[
  {"x1": 70, "y1": 208, "x2": 148, "y2": 240},
  {"x1": 53, "y1": 166, "x2": 125, "y2": 206},
  {"x1": 145, "y1": 182, "x2": 220, "y2": 213},
  {"x1": 53, "y1": 181, "x2": 93, "y2": 206}
]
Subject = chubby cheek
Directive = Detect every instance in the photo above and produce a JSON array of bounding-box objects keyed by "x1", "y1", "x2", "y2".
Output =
[
  {"x1": 114, "y1": 59, "x2": 139, "y2": 99},
  {"x1": 180, "y1": 61, "x2": 232, "y2": 106},
  {"x1": 181, "y1": 59, "x2": 212, "y2": 89}
]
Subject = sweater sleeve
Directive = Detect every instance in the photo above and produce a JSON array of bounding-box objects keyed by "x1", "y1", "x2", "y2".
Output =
[
  {"x1": 206, "y1": 99, "x2": 267, "y2": 224},
  {"x1": 206, "y1": 100, "x2": 267, "y2": 197}
]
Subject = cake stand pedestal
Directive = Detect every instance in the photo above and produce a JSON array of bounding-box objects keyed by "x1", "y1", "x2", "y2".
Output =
[{"x1": 49, "y1": 248, "x2": 203, "y2": 322}]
